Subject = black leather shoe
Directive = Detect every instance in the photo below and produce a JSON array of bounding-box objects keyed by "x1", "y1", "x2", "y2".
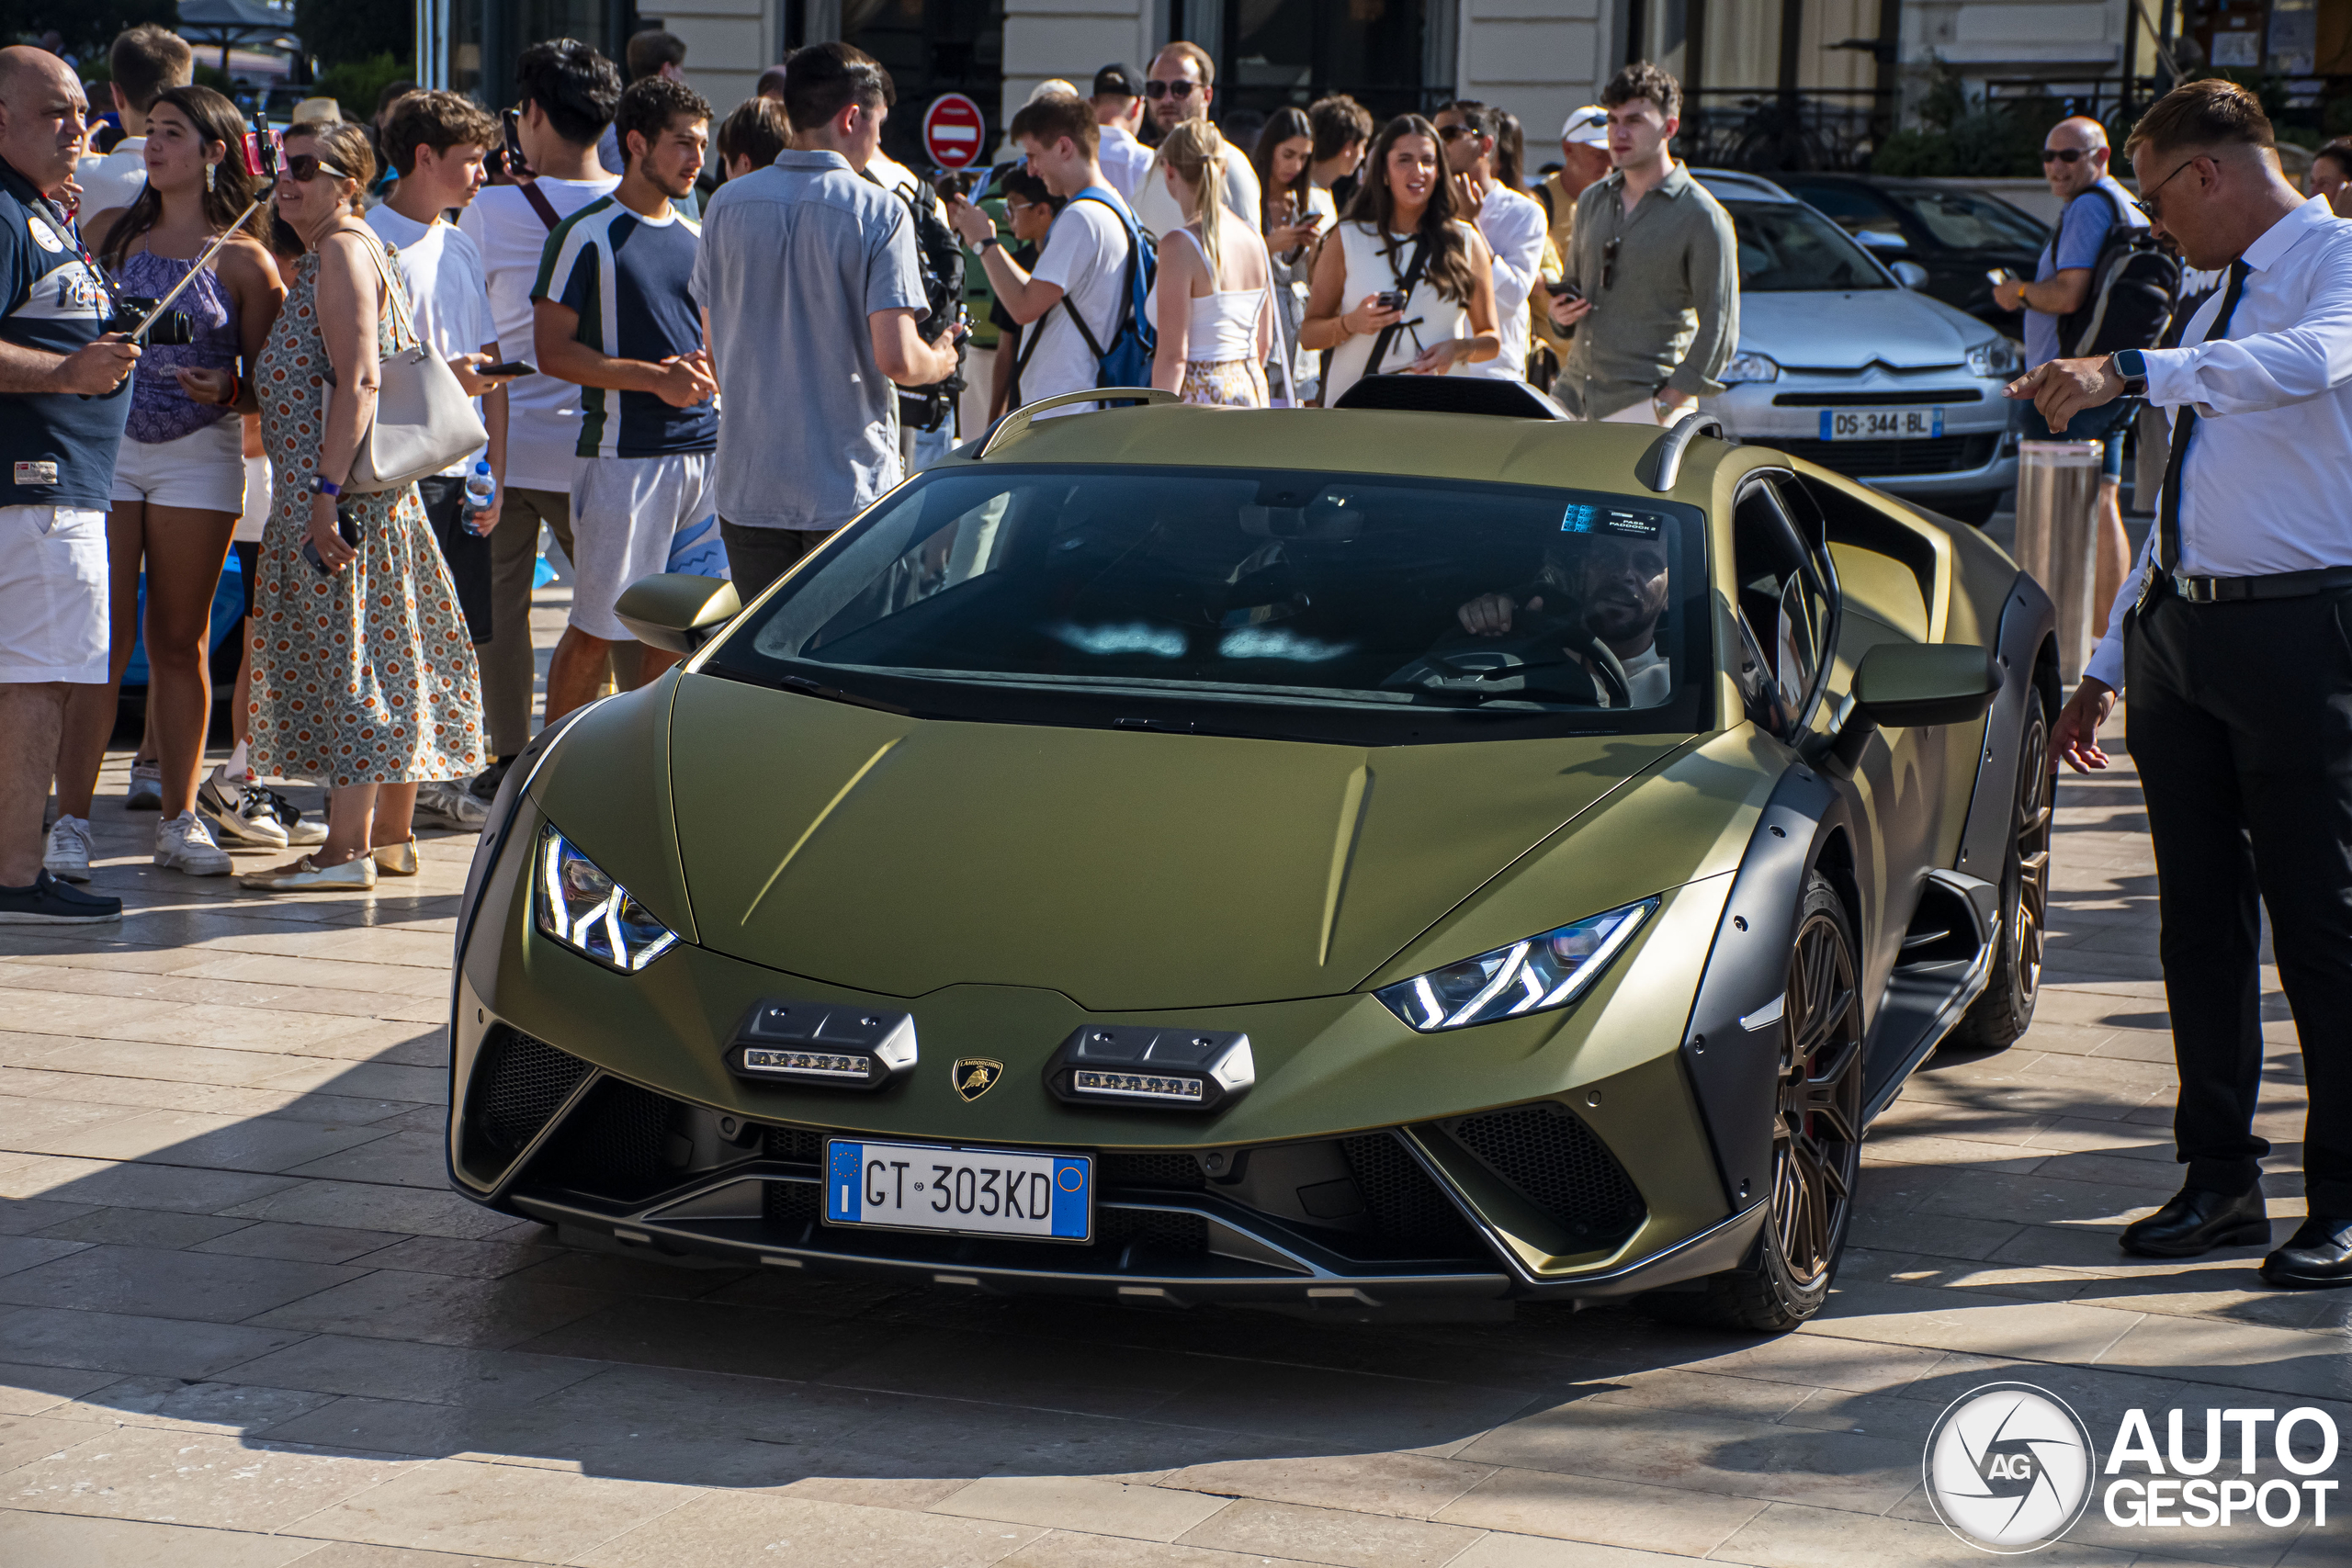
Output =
[
  {"x1": 2120, "y1": 1184, "x2": 2271, "y2": 1258},
  {"x1": 2259, "y1": 1215, "x2": 2352, "y2": 1289}
]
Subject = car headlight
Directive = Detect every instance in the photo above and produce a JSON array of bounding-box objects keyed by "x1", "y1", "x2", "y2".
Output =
[
  {"x1": 1966, "y1": 337, "x2": 2023, "y2": 378},
  {"x1": 1375, "y1": 898, "x2": 1657, "y2": 1032},
  {"x1": 1719, "y1": 350, "x2": 1779, "y2": 385},
  {"x1": 534, "y1": 825, "x2": 679, "y2": 973}
]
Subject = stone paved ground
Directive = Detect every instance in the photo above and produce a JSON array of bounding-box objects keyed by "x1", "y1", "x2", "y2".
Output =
[{"x1": 0, "y1": 573, "x2": 2343, "y2": 1568}]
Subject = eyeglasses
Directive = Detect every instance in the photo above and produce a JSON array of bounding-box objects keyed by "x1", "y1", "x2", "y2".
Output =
[
  {"x1": 1143, "y1": 80, "x2": 1198, "y2": 100},
  {"x1": 1601, "y1": 235, "x2": 1622, "y2": 290},
  {"x1": 2138, "y1": 152, "x2": 2204, "y2": 223},
  {"x1": 1438, "y1": 124, "x2": 1476, "y2": 141},
  {"x1": 1003, "y1": 197, "x2": 1035, "y2": 216},
  {"x1": 279, "y1": 153, "x2": 350, "y2": 183},
  {"x1": 2040, "y1": 147, "x2": 2092, "y2": 165}
]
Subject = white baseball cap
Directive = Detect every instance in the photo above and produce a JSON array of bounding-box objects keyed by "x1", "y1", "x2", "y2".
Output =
[{"x1": 1562, "y1": 106, "x2": 1609, "y2": 147}]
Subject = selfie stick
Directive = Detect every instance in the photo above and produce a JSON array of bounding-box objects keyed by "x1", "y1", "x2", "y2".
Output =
[{"x1": 121, "y1": 114, "x2": 282, "y2": 344}]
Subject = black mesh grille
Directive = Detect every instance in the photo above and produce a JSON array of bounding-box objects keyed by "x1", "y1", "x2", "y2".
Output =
[
  {"x1": 764, "y1": 1178, "x2": 820, "y2": 1229},
  {"x1": 527, "y1": 1077, "x2": 680, "y2": 1199},
  {"x1": 1446, "y1": 1100, "x2": 1645, "y2": 1250},
  {"x1": 765, "y1": 1125, "x2": 823, "y2": 1164},
  {"x1": 1768, "y1": 433, "x2": 2000, "y2": 479},
  {"x1": 474, "y1": 1031, "x2": 591, "y2": 1154},
  {"x1": 1100, "y1": 1152, "x2": 1205, "y2": 1190},
  {"x1": 1098, "y1": 1207, "x2": 1207, "y2": 1255},
  {"x1": 1339, "y1": 1133, "x2": 1486, "y2": 1257}
]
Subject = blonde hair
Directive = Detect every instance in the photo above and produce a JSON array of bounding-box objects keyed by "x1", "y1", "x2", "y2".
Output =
[{"x1": 1159, "y1": 117, "x2": 1227, "y2": 274}]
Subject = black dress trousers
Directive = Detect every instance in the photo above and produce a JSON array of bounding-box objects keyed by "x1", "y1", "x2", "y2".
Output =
[{"x1": 2126, "y1": 585, "x2": 2352, "y2": 1214}]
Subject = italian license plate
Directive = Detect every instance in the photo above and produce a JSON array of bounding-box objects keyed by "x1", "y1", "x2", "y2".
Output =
[
  {"x1": 824, "y1": 1139, "x2": 1091, "y2": 1242},
  {"x1": 1820, "y1": 407, "x2": 1943, "y2": 440}
]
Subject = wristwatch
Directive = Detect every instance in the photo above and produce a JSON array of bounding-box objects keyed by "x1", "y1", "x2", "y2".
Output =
[
  {"x1": 311, "y1": 476, "x2": 343, "y2": 499},
  {"x1": 2111, "y1": 348, "x2": 2149, "y2": 398},
  {"x1": 977, "y1": 233, "x2": 1001, "y2": 252}
]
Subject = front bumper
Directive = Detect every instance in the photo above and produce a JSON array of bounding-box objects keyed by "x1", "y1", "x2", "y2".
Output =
[{"x1": 1704, "y1": 369, "x2": 2018, "y2": 501}]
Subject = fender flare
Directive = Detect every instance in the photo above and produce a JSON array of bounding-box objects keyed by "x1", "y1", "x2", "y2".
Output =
[{"x1": 1953, "y1": 570, "x2": 2059, "y2": 885}]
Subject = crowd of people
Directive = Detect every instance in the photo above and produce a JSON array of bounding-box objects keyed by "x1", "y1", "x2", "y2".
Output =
[{"x1": 0, "y1": 19, "x2": 1745, "y2": 923}]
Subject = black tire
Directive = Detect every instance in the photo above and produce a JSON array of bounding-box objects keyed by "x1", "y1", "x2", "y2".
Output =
[
  {"x1": 1646, "y1": 873, "x2": 1863, "y2": 1332},
  {"x1": 1951, "y1": 696, "x2": 2052, "y2": 1050}
]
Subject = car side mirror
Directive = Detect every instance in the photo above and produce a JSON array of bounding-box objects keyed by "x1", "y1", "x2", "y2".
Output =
[
  {"x1": 614, "y1": 573, "x2": 741, "y2": 656},
  {"x1": 1809, "y1": 643, "x2": 2000, "y2": 770},
  {"x1": 1890, "y1": 259, "x2": 1929, "y2": 288}
]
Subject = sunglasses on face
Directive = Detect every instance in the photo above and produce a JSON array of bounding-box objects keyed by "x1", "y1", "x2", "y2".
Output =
[
  {"x1": 1437, "y1": 124, "x2": 1479, "y2": 141},
  {"x1": 1144, "y1": 80, "x2": 1198, "y2": 100},
  {"x1": 2041, "y1": 147, "x2": 2091, "y2": 164},
  {"x1": 1601, "y1": 235, "x2": 1622, "y2": 290},
  {"x1": 2138, "y1": 153, "x2": 2203, "y2": 223},
  {"x1": 278, "y1": 153, "x2": 350, "y2": 184}
]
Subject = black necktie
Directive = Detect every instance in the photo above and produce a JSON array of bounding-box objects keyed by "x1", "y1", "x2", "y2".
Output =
[{"x1": 2155, "y1": 258, "x2": 2251, "y2": 577}]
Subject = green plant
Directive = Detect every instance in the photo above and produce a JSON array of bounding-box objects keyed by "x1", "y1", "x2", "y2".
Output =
[{"x1": 315, "y1": 51, "x2": 412, "y2": 124}]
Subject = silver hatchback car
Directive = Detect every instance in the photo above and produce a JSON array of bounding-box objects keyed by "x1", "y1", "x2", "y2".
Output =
[{"x1": 1692, "y1": 170, "x2": 2024, "y2": 525}]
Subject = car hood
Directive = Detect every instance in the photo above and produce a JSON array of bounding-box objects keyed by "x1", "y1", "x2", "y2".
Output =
[
  {"x1": 653, "y1": 673, "x2": 1690, "y2": 1010},
  {"x1": 1742, "y1": 288, "x2": 1984, "y2": 371}
]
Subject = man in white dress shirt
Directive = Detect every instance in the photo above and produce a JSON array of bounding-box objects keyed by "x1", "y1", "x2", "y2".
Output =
[
  {"x1": 1435, "y1": 100, "x2": 1544, "y2": 383},
  {"x1": 1090, "y1": 64, "x2": 1152, "y2": 204},
  {"x1": 2016, "y1": 78, "x2": 2352, "y2": 1291}
]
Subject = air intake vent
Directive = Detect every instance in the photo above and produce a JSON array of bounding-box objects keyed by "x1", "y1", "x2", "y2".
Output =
[
  {"x1": 1100, "y1": 1152, "x2": 1207, "y2": 1190},
  {"x1": 1338, "y1": 1133, "x2": 1487, "y2": 1257},
  {"x1": 1443, "y1": 1100, "x2": 1645, "y2": 1250},
  {"x1": 474, "y1": 1031, "x2": 591, "y2": 1154},
  {"x1": 526, "y1": 1077, "x2": 683, "y2": 1201},
  {"x1": 765, "y1": 1125, "x2": 824, "y2": 1165}
]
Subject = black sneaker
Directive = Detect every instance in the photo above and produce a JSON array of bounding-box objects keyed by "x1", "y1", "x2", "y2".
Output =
[
  {"x1": 0, "y1": 870, "x2": 123, "y2": 924},
  {"x1": 469, "y1": 757, "x2": 512, "y2": 802}
]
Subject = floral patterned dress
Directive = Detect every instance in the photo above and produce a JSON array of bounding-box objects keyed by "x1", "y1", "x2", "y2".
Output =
[{"x1": 248, "y1": 243, "x2": 486, "y2": 789}]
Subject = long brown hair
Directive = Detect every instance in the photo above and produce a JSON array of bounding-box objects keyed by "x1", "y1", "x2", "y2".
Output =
[
  {"x1": 1342, "y1": 114, "x2": 1477, "y2": 307},
  {"x1": 1251, "y1": 107, "x2": 1312, "y2": 213},
  {"x1": 98, "y1": 85, "x2": 262, "y2": 270}
]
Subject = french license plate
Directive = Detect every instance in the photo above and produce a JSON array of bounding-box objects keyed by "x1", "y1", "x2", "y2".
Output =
[
  {"x1": 1820, "y1": 407, "x2": 1943, "y2": 440},
  {"x1": 824, "y1": 1139, "x2": 1091, "y2": 1242}
]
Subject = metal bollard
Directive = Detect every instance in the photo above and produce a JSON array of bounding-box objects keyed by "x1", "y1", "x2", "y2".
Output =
[{"x1": 2014, "y1": 440, "x2": 2104, "y2": 684}]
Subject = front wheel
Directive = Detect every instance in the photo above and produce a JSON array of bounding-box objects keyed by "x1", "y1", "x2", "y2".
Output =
[{"x1": 1646, "y1": 872, "x2": 1863, "y2": 1332}]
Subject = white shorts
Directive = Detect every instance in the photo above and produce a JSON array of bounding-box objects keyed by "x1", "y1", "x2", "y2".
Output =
[
  {"x1": 0, "y1": 505, "x2": 108, "y2": 683},
  {"x1": 569, "y1": 453, "x2": 716, "y2": 640},
  {"x1": 109, "y1": 417, "x2": 246, "y2": 513}
]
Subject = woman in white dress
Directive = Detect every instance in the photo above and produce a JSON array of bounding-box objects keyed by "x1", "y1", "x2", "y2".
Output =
[
  {"x1": 1299, "y1": 114, "x2": 1499, "y2": 405},
  {"x1": 1148, "y1": 118, "x2": 1275, "y2": 407}
]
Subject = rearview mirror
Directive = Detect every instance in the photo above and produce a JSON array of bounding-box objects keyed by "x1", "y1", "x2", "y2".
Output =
[
  {"x1": 1811, "y1": 643, "x2": 2000, "y2": 770},
  {"x1": 1890, "y1": 259, "x2": 1929, "y2": 288},
  {"x1": 614, "y1": 573, "x2": 741, "y2": 656}
]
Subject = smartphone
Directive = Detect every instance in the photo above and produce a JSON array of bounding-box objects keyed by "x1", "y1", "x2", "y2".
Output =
[
  {"x1": 477, "y1": 360, "x2": 534, "y2": 378},
  {"x1": 301, "y1": 502, "x2": 363, "y2": 576},
  {"x1": 1986, "y1": 266, "x2": 2017, "y2": 287},
  {"x1": 239, "y1": 125, "x2": 282, "y2": 182},
  {"x1": 497, "y1": 108, "x2": 532, "y2": 180},
  {"x1": 1375, "y1": 289, "x2": 1408, "y2": 312},
  {"x1": 933, "y1": 169, "x2": 979, "y2": 201},
  {"x1": 1544, "y1": 278, "x2": 1583, "y2": 300}
]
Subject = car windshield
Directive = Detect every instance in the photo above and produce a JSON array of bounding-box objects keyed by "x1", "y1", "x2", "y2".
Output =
[
  {"x1": 703, "y1": 464, "x2": 1713, "y2": 745},
  {"x1": 1880, "y1": 186, "x2": 2048, "y2": 252},
  {"x1": 1724, "y1": 200, "x2": 1893, "y2": 292}
]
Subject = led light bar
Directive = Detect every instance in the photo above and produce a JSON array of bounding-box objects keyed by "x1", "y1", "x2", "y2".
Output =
[
  {"x1": 727, "y1": 999, "x2": 917, "y2": 1091},
  {"x1": 1046, "y1": 1025, "x2": 1253, "y2": 1111},
  {"x1": 1072, "y1": 1069, "x2": 1205, "y2": 1102}
]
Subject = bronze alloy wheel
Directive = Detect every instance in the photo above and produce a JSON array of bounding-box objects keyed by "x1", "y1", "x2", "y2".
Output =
[
  {"x1": 1954, "y1": 701, "x2": 2052, "y2": 1049},
  {"x1": 1770, "y1": 893, "x2": 1864, "y2": 1290}
]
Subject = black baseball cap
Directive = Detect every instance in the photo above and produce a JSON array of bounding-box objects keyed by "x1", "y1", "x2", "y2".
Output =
[{"x1": 1092, "y1": 63, "x2": 1144, "y2": 98}]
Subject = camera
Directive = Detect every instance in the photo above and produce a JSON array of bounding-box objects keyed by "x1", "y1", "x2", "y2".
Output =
[{"x1": 107, "y1": 297, "x2": 195, "y2": 346}]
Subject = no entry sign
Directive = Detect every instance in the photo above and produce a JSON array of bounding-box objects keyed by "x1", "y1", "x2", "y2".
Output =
[{"x1": 923, "y1": 93, "x2": 986, "y2": 170}]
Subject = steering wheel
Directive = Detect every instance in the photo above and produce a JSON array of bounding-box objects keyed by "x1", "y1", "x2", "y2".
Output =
[{"x1": 1384, "y1": 627, "x2": 1633, "y2": 708}]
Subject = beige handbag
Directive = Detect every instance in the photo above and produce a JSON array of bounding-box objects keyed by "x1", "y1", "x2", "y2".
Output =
[{"x1": 341, "y1": 237, "x2": 488, "y2": 493}]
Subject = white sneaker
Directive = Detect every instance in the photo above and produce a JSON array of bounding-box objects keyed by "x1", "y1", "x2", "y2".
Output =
[
  {"x1": 125, "y1": 761, "x2": 163, "y2": 810},
  {"x1": 197, "y1": 768, "x2": 288, "y2": 849},
  {"x1": 42, "y1": 816, "x2": 94, "y2": 882},
  {"x1": 415, "y1": 780, "x2": 488, "y2": 830},
  {"x1": 155, "y1": 810, "x2": 232, "y2": 876},
  {"x1": 246, "y1": 783, "x2": 328, "y2": 846}
]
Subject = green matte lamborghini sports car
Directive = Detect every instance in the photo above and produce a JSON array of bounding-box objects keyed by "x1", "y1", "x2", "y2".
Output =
[{"x1": 448, "y1": 378, "x2": 2058, "y2": 1331}]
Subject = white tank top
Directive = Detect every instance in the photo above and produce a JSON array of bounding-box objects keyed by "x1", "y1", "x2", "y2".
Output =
[
  {"x1": 1149, "y1": 228, "x2": 1269, "y2": 364},
  {"x1": 1323, "y1": 221, "x2": 1474, "y2": 405}
]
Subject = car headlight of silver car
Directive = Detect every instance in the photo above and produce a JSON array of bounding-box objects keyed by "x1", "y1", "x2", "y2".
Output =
[
  {"x1": 1375, "y1": 898, "x2": 1657, "y2": 1032},
  {"x1": 1719, "y1": 350, "x2": 1780, "y2": 385},
  {"x1": 1966, "y1": 337, "x2": 2023, "y2": 378},
  {"x1": 534, "y1": 826, "x2": 680, "y2": 973}
]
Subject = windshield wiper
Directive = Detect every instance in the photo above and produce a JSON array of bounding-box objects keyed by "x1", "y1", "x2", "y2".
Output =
[{"x1": 773, "y1": 672, "x2": 911, "y2": 716}]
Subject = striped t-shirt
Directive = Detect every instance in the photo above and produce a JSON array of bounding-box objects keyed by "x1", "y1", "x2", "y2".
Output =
[{"x1": 532, "y1": 195, "x2": 717, "y2": 458}]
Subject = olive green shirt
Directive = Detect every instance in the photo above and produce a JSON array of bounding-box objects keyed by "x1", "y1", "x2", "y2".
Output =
[{"x1": 1561, "y1": 162, "x2": 1740, "y2": 420}]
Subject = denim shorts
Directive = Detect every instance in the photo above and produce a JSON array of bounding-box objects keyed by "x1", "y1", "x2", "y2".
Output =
[{"x1": 2018, "y1": 397, "x2": 2132, "y2": 481}]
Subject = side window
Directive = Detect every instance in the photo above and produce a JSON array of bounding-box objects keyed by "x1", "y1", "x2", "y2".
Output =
[{"x1": 1732, "y1": 478, "x2": 1829, "y2": 738}]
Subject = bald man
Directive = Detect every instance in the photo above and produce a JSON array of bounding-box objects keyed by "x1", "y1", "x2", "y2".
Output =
[
  {"x1": 0, "y1": 46, "x2": 135, "y2": 923},
  {"x1": 1995, "y1": 115, "x2": 2148, "y2": 629}
]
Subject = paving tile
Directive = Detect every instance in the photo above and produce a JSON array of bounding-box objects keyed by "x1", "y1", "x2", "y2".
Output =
[
  {"x1": 497, "y1": 1250, "x2": 755, "y2": 1302},
  {"x1": 0, "y1": 1412, "x2": 111, "y2": 1472},
  {"x1": 0, "y1": 1304, "x2": 310, "y2": 1380},
  {"x1": 33, "y1": 1206, "x2": 254, "y2": 1249},
  {"x1": 569, "y1": 1489, "x2": 1045, "y2": 1567},
  {"x1": 1807, "y1": 1280, "x2": 2145, "y2": 1365},
  {"x1": 1, "y1": 1425, "x2": 403, "y2": 1530},
  {"x1": 814, "y1": 1326, "x2": 1207, "y2": 1421},
  {"x1": 281, "y1": 1456, "x2": 696, "y2": 1561},
  {"x1": 1172, "y1": 1495, "x2": 1481, "y2": 1566},
  {"x1": 33, "y1": 1108, "x2": 393, "y2": 1173},
  {"x1": 46, "y1": 1374, "x2": 340, "y2": 1435},
  {"x1": 996, "y1": 1531, "x2": 1307, "y2": 1568},
  {"x1": 283, "y1": 1132, "x2": 453, "y2": 1189},
  {"x1": 0, "y1": 1360, "x2": 120, "y2": 1416},
  {"x1": 1442, "y1": 1534, "x2": 1711, "y2": 1568},
  {"x1": 0, "y1": 1155, "x2": 300, "y2": 1214},
  {"x1": 217, "y1": 1180, "x2": 522, "y2": 1239},
  {"x1": 1708, "y1": 1499, "x2": 2130, "y2": 1568},
  {"x1": 193, "y1": 1221, "x2": 414, "y2": 1263},
  {"x1": 345, "y1": 1235, "x2": 565, "y2": 1278},
  {"x1": 0, "y1": 1243, "x2": 364, "y2": 1324},
  {"x1": 0, "y1": 1509, "x2": 323, "y2": 1568},
  {"x1": 1143, "y1": 1359, "x2": 1533, "y2": 1450},
  {"x1": 508, "y1": 1297, "x2": 906, "y2": 1382},
  {"x1": 930, "y1": 1475, "x2": 1229, "y2": 1541},
  {"x1": 1432, "y1": 1465, "x2": 1768, "y2": 1556},
  {"x1": 2091, "y1": 1312, "x2": 2352, "y2": 1403},
  {"x1": 0, "y1": 1235, "x2": 90, "y2": 1277},
  {"x1": 243, "y1": 1269, "x2": 616, "y2": 1350},
  {"x1": 198, "y1": 1333, "x2": 609, "y2": 1408},
  {"x1": 279, "y1": 1543, "x2": 560, "y2": 1568},
  {"x1": 1159, "y1": 1450, "x2": 1495, "y2": 1521}
]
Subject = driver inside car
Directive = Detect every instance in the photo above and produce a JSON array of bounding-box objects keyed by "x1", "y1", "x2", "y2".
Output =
[{"x1": 1453, "y1": 533, "x2": 1673, "y2": 706}]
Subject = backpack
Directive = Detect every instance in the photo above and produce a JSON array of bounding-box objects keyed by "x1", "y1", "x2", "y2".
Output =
[
  {"x1": 2060, "y1": 183, "x2": 2179, "y2": 358},
  {"x1": 873, "y1": 168, "x2": 968, "y2": 432},
  {"x1": 1022, "y1": 185, "x2": 1157, "y2": 393}
]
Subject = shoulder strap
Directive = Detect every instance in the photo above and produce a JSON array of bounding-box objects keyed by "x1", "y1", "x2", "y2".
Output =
[
  {"x1": 520, "y1": 180, "x2": 561, "y2": 231},
  {"x1": 351, "y1": 231, "x2": 420, "y2": 351},
  {"x1": 1363, "y1": 234, "x2": 1432, "y2": 377},
  {"x1": 1055, "y1": 193, "x2": 1145, "y2": 360}
]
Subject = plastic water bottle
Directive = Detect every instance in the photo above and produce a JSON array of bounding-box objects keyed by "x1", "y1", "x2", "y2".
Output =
[{"x1": 463, "y1": 460, "x2": 495, "y2": 512}]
